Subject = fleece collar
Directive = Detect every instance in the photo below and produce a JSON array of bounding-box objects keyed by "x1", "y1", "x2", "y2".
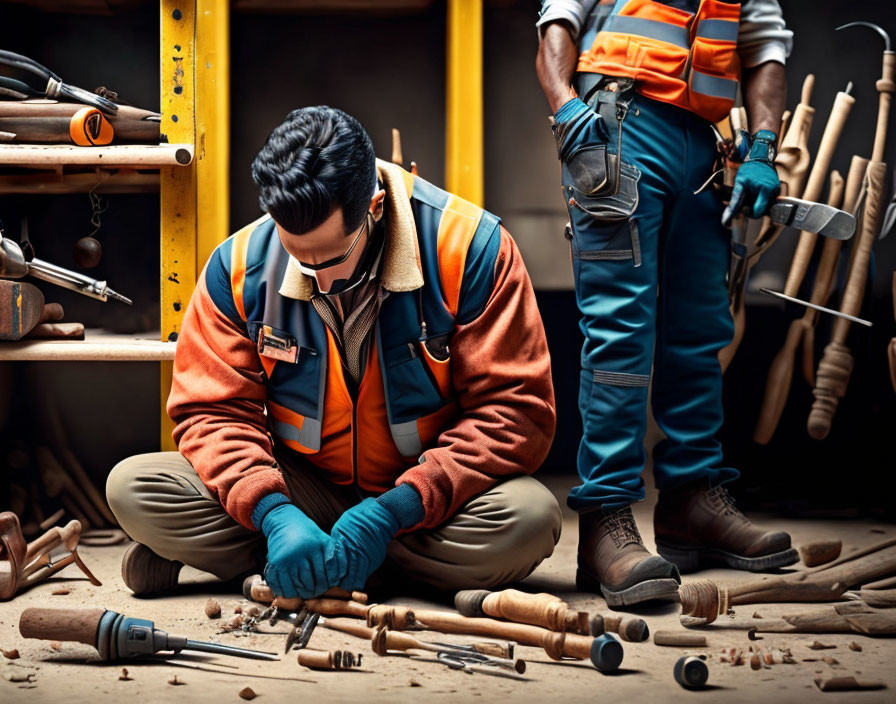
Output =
[{"x1": 278, "y1": 158, "x2": 424, "y2": 301}]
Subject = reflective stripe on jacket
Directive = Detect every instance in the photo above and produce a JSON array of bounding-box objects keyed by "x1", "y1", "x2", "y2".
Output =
[
  {"x1": 167, "y1": 160, "x2": 557, "y2": 530},
  {"x1": 578, "y1": 0, "x2": 741, "y2": 123}
]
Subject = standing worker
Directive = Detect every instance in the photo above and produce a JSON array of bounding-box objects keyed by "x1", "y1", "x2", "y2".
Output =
[
  {"x1": 107, "y1": 106, "x2": 561, "y2": 599},
  {"x1": 536, "y1": 0, "x2": 799, "y2": 607}
]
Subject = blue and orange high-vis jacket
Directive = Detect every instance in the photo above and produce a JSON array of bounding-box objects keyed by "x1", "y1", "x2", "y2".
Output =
[
  {"x1": 578, "y1": 0, "x2": 741, "y2": 123},
  {"x1": 167, "y1": 159, "x2": 557, "y2": 531}
]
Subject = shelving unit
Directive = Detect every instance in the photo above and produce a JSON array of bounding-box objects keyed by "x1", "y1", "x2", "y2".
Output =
[
  {"x1": 2, "y1": 0, "x2": 481, "y2": 451},
  {"x1": 0, "y1": 1, "x2": 229, "y2": 450}
]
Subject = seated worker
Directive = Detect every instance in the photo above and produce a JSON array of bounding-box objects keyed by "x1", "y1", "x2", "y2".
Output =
[{"x1": 107, "y1": 106, "x2": 561, "y2": 599}]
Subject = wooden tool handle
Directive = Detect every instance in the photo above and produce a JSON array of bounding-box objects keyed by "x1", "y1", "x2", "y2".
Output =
[
  {"x1": 321, "y1": 617, "x2": 374, "y2": 641},
  {"x1": 391, "y1": 128, "x2": 403, "y2": 166},
  {"x1": 754, "y1": 319, "x2": 806, "y2": 445},
  {"x1": 808, "y1": 164, "x2": 889, "y2": 439},
  {"x1": 784, "y1": 88, "x2": 855, "y2": 297},
  {"x1": 297, "y1": 649, "x2": 334, "y2": 669},
  {"x1": 24, "y1": 520, "x2": 81, "y2": 562},
  {"x1": 243, "y1": 575, "x2": 362, "y2": 609},
  {"x1": 305, "y1": 597, "x2": 368, "y2": 619},
  {"x1": 597, "y1": 614, "x2": 649, "y2": 642},
  {"x1": 540, "y1": 630, "x2": 594, "y2": 660},
  {"x1": 801, "y1": 74, "x2": 815, "y2": 105},
  {"x1": 482, "y1": 589, "x2": 569, "y2": 632},
  {"x1": 19, "y1": 607, "x2": 105, "y2": 646},
  {"x1": 372, "y1": 628, "x2": 422, "y2": 655}
]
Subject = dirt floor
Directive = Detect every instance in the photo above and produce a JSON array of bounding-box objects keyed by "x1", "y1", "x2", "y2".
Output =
[{"x1": 1, "y1": 476, "x2": 894, "y2": 704}]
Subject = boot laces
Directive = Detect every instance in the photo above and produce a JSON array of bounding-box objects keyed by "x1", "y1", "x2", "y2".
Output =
[
  {"x1": 707, "y1": 485, "x2": 744, "y2": 518},
  {"x1": 600, "y1": 507, "x2": 643, "y2": 549}
]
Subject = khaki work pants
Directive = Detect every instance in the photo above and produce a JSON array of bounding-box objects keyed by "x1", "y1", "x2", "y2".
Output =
[{"x1": 106, "y1": 450, "x2": 563, "y2": 590}]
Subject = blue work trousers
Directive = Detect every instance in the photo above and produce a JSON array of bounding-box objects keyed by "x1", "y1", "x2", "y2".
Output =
[{"x1": 562, "y1": 92, "x2": 739, "y2": 513}]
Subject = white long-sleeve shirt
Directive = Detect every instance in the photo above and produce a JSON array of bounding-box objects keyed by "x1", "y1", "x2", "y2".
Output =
[{"x1": 537, "y1": 0, "x2": 793, "y2": 68}]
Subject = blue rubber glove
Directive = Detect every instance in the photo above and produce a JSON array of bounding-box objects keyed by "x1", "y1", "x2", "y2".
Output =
[
  {"x1": 330, "y1": 484, "x2": 424, "y2": 591},
  {"x1": 253, "y1": 493, "x2": 346, "y2": 599},
  {"x1": 723, "y1": 129, "x2": 780, "y2": 225}
]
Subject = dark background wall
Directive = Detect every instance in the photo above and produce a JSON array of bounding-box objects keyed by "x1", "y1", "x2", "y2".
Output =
[{"x1": 0, "y1": 0, "x2": 893, "y2": 516}]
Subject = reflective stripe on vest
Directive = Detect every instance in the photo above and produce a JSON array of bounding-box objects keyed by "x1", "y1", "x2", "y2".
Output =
[
  {"x1": 602, "y1": 14, "x2": 689, "y2": 48},
  {"x1": 695, "y1": 18, "x2": 739, "y2": 42}
]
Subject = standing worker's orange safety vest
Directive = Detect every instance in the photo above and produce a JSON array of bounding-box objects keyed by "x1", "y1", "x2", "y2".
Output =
[{"x1": 578, "y1": 0, "x2": 741, "y2": 123}]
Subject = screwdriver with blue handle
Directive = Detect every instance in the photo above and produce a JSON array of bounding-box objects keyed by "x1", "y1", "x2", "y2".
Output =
[{"x1": 19, "y1": 607, "x2": 280, "y2": 661}]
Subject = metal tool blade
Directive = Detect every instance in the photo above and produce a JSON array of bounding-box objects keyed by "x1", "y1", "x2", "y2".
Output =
[
  {"x1": 759, "y1": 288, "x2": 873, "y2": 327},
  {"x1": 768, "y1": 197, "x2": 856, "y2": 240},
  {"x1": 183, "y1": 639, "x2": 280, "y2": 661}
]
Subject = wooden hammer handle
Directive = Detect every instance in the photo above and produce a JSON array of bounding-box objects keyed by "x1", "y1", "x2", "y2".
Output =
[
  {"x1": 784, "y1": 88, "x2": 855, "y2": 298},
  {"x1": 19, "y1": 607, "x2": 105, "y2": 646}
]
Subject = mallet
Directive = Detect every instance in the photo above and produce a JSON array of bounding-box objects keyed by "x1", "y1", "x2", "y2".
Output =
[{"x1": 19, "y1": 607, "x2": 279, "y2": 661}]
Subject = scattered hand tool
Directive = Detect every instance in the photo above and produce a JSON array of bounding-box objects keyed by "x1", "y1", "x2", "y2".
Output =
[
  {"x1": 810, "y1": 22, "x2": 894, "y2": 439},
  {"x1": 454, "y1": 588, "x2": 648, "y2": 641},
  {"x1": 0, "y1": 50, "x2": 118, "y2": 113},
  {"x1": 19, "y1": 608, "x2": 280, "y2": 661},
  {"x1": 679, "y1": 539, "x2": 896, "y2": 626},
  {"x1": 372, "y1": 625, "x2": 526, "y2": 674},
  {"x1": 369, "y1": 606, "x2": 623, "y2": 672},
  {"x1": 242, "y1": 574, "x2": 386, "y2": 652},
  {"x1": 321, "y1": 617, "x2": 515, "y2": 659},
  {"x1": 1, "y1": 511, "x2": 100, "y2": 600},
  {"x1": 297, "y1": 648, "x2": 361, "y2": 670},
  {"x1": 0, "y1": 223, "x2": 130, "y2": 304},
  {"x1": 674, "y1": 656, "x2": 709, "y2": 690},
  {"x1": 0, "y1": 100, "x2": 160, "y2": 145}
]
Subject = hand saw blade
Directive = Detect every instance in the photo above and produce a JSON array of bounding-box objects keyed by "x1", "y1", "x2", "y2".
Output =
[{"x1": 768, "y1": 197, "x2": 856, "y2": 240}]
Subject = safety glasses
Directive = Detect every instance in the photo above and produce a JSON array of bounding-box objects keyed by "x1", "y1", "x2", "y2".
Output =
[{"x1": 294, "y1": 213, "x2": 371, "y2": 274}]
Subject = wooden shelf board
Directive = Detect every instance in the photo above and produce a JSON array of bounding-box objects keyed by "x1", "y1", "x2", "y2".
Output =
[
  {"x1": 0, "y1": 168, "x2": 160, "y2": 194},
  {"x1": 0, "y1": 143, "x2": 193, "y2": 168},
  {"x1": 0, "y1": 329, "x2": 176, "y2": 361}
]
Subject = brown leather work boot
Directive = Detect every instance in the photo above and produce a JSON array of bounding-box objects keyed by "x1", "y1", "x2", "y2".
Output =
[
  {"x1": 577, "y1": 506, "x2": 681, "y2": 608},
  {"x1": 121, "y1": 542, "x2": 183, "y2": 597},
  {"x1": 654, "y1": 481, "x2": 798, "y2": 573}
]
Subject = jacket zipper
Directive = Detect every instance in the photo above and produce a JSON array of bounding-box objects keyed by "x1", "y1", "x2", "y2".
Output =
[{"x1": 314, "y1": 293, "x2": 362, "y2": 497}]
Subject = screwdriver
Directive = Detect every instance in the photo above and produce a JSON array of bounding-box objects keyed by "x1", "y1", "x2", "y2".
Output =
[{"x1": 19, "y1": 607, "x2": 279, "y2": 662}]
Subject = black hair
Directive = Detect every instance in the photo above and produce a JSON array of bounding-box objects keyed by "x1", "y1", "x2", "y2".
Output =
[{"x1": 251, "y1": 106, "x2": 376, "y2": 235}]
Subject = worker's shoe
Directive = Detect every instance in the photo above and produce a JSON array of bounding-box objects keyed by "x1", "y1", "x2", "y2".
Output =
[
  {"x1": 121, "y1": 542, "x2": 183, "y2": 597},
  {"x1": 577, "y1": 506, "x2": 681, "y2": 608},
  {"x1": 654, "y1": 481, "x2": 799, "y2": 573}
]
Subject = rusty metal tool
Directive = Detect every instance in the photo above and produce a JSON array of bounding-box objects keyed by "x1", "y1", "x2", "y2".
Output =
[{"x1": 19, "y1": 607, "x2": 280, "y2": 661}]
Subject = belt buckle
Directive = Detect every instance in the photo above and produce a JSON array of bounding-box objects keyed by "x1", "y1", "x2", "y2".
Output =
[{"x1": 257, "y1": 324, "x2": 299, "y2": 363}]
